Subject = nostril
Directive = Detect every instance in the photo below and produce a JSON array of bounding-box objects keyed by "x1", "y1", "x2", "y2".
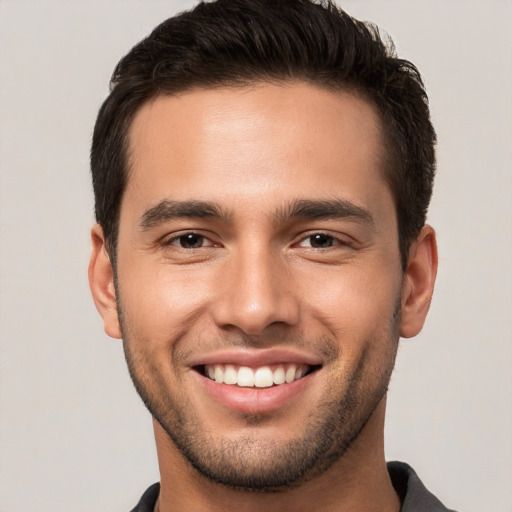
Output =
[{"x1": 210, "y1": 281, "x2": 300, "y2": 335}]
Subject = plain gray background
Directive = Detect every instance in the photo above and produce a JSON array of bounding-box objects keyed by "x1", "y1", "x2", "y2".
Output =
[{"x1": 1, "y1": 1, "x2": 511, "y2": 511}]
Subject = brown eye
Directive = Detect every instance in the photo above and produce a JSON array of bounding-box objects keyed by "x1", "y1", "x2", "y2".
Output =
[
  {"x1": 173, "y1": 233, "x2": 207, "y2": 249},
  {"x1": 299, "y1": 233, "x2": 336, "y2": 248},
  {"x1": 309, "y1": 234, "x2": 335, "y2": 248}
]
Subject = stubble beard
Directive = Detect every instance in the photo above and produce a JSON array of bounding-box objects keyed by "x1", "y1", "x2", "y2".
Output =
[{"x1": 117, "y1": 294, "x2": 401, "y2": 491}]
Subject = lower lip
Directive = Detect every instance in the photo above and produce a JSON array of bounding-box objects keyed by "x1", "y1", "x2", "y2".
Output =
[{"x1": 195, "y1": 370, "x2": 315, "y2": 414}]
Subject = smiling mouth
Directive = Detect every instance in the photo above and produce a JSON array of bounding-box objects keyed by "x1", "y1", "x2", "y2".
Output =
[{"x1": 198, "y1": 363, "x2": 320, "y2": 388}]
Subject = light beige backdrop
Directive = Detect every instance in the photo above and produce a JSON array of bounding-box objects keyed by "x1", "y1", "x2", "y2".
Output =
[{"x1": 1, "y1": 1, "x2": 510, "y2": 511}]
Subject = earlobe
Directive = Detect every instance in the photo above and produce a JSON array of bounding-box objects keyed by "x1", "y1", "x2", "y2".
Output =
[
  {"x1": 88, "y1": 224, "x2": 122, "y2": 339},
  {"x1": 400, "y1": 225, "x2": 438, "y2": 338}
]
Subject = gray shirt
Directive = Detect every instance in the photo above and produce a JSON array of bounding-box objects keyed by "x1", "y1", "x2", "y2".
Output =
[{"x1": 387, "y1": 461, "x2": 458, "y2": 511}]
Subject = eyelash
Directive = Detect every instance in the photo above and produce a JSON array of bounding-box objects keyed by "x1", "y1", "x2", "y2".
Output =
[
  {"x1": 162, "y1": 231, "x2": 352, "y2": 250},
  {"x1": 295, "y1": 232, "x2": 352, "y2": 249},
  {"x1": 163, "y1": 232, "x2": 217, "y2": 249}
]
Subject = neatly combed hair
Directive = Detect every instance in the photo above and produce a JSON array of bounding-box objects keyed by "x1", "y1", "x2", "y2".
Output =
[{"x1": 91, "y1": 0, "x2": 436, "y2": 269}]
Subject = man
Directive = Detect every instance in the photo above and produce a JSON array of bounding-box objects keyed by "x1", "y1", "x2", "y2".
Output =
[{"x1": 88, "y1": 1, "x2": 455, "y2": 510}]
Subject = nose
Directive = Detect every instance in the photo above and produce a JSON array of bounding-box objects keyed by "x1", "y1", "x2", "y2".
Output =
[{"x1": 211, "y1": 245, "x2": 300, "y2": 335}]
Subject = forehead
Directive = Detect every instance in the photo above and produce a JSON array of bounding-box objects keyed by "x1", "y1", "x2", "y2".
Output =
[{"x1": 124, "y1": 82, "x2": 390, "y2": 222}]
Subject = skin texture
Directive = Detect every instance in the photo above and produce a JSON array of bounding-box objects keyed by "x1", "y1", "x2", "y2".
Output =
[{"x1": 89, "y1": 82, "x2": 437, "y2": 511}]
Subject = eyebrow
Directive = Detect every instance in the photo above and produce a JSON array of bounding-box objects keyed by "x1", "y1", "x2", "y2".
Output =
[
  {"x1": 139, "y1": 197, "x2": 374, "y2": 230},
  {"x1": 139, "y1": 200, "x2": 228, "y2": 230},
  {"x1": 275, "y1": 199, "x2": 374, "y2": 225}
]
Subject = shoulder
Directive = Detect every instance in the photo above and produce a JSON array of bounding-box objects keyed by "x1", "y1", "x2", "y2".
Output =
[
  {"x1": 388, "y1": 461, "x2": 459, "y2": 512},
  {"x1": 129, "y1": 482, "x2": 160, "y2": 512}
]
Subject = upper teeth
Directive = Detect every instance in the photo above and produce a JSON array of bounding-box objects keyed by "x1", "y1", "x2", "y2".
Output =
[{"x1": 205, "y1": 364, "x2": 309, "y2": 388}]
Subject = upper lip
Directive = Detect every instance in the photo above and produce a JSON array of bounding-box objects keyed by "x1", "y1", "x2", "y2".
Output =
[{"x1": 188, "y1": 348, "x2": 324, "y2": 368}]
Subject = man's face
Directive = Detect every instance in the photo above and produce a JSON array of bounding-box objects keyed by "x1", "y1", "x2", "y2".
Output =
[{"x1": 110, "y1": 83, "x2": 405, "y2": 488}]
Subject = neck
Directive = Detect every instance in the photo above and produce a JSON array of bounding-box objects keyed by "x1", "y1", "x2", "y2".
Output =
[{"x1": 153, "y1": 399, "x2": 400, "y2": 512}]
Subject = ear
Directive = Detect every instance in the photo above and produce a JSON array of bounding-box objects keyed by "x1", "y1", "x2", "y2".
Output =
[
  {"x1": 88, "y1": 224, "x2": 122, "y2": 339},
  {"x1": 400, "y1": 225, "x2": 438, "y2": 338}
]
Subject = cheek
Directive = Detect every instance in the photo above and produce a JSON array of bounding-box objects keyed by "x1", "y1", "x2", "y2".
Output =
[
  {"x1": 299, "y1": 262, "x2": 401, "y2": 342},
  {"x1": 305, "y1": 266, "x2": 401, "y2": 389},
  {"x1": 117, "y1": 260, "x2": 214, "y2": 345}
]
